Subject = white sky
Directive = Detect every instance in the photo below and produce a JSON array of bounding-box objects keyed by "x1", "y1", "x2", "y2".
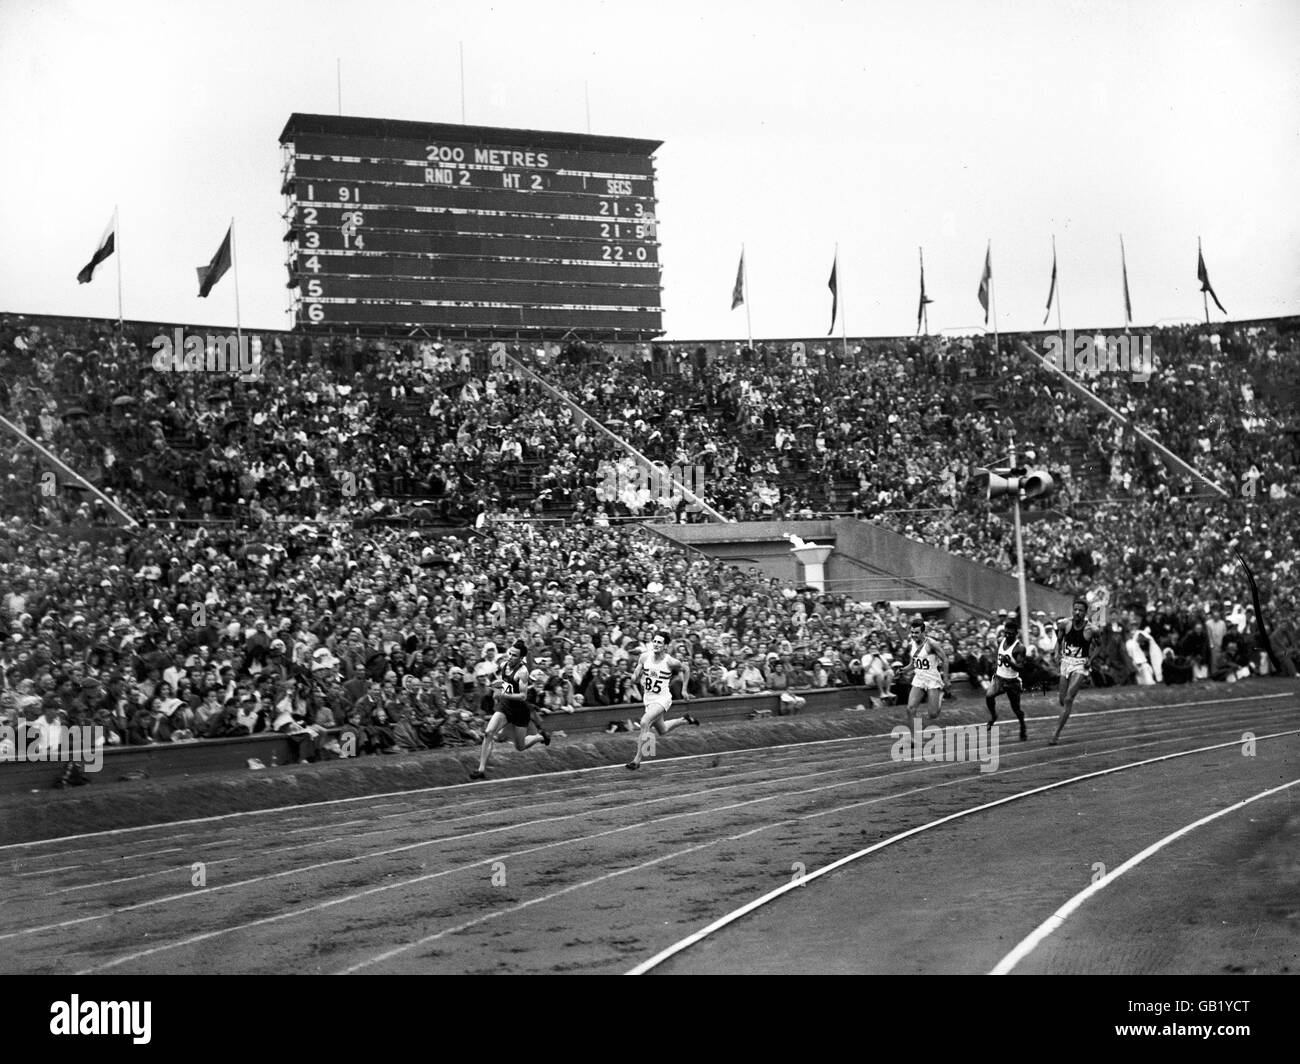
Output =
[{"x1": 2, "y1": 0, "x2": 1297, "y2": 340}]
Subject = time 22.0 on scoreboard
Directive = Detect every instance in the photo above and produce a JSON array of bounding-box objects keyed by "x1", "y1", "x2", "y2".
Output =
[{"x1": 279, "y1": 114, "x2": 663, "y2": 338}]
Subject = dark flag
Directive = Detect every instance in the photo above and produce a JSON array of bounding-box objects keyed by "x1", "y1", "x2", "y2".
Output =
[
  {"x1": 1197, "y1": 244, "x2": 1226, "y2": 314},
  {"x1": 917, "y1": 250, "x2": 933, "y2": 334},
  {"x1": 1121, "y1": 235, "x2": 1133, "y2": 326},
  {"x1": 827, "y1": 254, "x2": 838, "y2": 335},
  {"x1": 1233, "y1": 548, "x2": 1278, "y2": 672},
  {"x1": 1042, "y1": 246, "x2": 1057, "y2": 325},
  {"x1": 197, "y1": 226, "x2": 233, "y2": 298},
  {"x1": 977, "y1": 244, "x2": 992, "y2": 324},
  {"x1": 731, "y1": 250, "x2": 745, "y2": 310},
  {"x1": 76, "y1": 215, "x2": 116, "y2": 284}
]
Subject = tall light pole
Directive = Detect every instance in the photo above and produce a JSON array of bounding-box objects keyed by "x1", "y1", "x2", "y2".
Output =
[
  {"x1": 974, "y1": 441, "x2": 1053, "y2": 651},
  {"x1": 1009, "y1": 438, "x2": 1031, "y2": 652}
]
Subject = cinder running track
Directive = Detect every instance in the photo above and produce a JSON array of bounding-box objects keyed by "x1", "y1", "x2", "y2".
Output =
[{"x1": 2, "y1": 690, "x2": 1296, "y2": 975}]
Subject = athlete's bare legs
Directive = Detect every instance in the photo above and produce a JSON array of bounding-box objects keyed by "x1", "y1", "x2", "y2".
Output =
[
  {"x1": 471, "y1": 712, "x2": 546, "y2": 778},
  {"x1": 908, "y1": 684, "x2": 943, "y2": 721},
  {"x1": 1050, "y1": 672, "x2": 1087, "y2": 745},
  {"x1": 626, "y1": 704, "x2": 700, "y2": 769}
]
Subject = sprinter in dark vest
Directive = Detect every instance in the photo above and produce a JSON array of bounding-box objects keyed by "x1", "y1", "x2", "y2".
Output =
[{"x1": 1051, "y1": 598, "x2": 1095, "y2": 745}]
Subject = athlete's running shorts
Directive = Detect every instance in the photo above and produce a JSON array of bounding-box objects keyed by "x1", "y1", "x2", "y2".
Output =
[
  {"x1": 641, "y1": 698, "x2": 671, "y2": 720},
  {"x1": 1059, "y1": 657, "x2": 1088, "y2": 679},
  {"x1": 495, "y1": 694, "x2": 532, "y2": 728},
  {"x1": 911, "y1": 675, "x2": 945, "y2": 692}
]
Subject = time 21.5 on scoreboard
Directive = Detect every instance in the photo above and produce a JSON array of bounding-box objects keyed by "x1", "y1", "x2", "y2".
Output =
[{"x1": 279, "y1": 114, "x2": 663, "y2": 339}]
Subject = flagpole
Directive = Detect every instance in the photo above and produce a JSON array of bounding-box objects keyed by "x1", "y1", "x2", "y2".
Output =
[
  {"x1": 743, "y1": 244, "x2": 753, "y2": 351},
  {"x1": 114, "y1": 205, "x2": 123, "y2": 332},
  {"x1": 231, "y1": 217, "x2": 243, "y2": 352}
]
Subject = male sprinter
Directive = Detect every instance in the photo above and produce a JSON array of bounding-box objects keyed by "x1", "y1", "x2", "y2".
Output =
[
  {"x1": 906, "y1": 615, "x2": 950, "y2": 720},
  {"x1": 1050, "y1": 597, "x2": 1095, "y2": 745},
  {"x1": 626, "y1": 630, "x2": 699, "y2": 770},
  {"x1": 470, "y1": 640, "x2": 549, "y2": 779},
  {"x1": 986, "y1": 614, "x2": 1028, "y2": 741}
]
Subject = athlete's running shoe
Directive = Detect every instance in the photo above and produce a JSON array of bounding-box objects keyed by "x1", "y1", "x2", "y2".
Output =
[
  {"x1": 684, "y1": 714, "x2": 700, "y2": 726},
  {"x1": 625, "y1": 761, "x2": 639, "y2": 770},
  {"x1": 469, "y1": 770, "x2": 485, "y2": 780},
  {"x1": 539, "y1": 728, "x2": 551, "y2": 746}
]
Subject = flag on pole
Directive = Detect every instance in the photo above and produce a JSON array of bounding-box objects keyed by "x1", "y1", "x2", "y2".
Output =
[
  {"x1": 197, "y1": 226, "x2": 233, "y2": 298},
  {"x1": 917, "y1": 252, "x2": 933, "y2": 334},
  {"x1": 827, "y1": 253, "x2": 838, "y2": 335},
  {"x1": 1121, "y1": 236, "x2": 1133, "y2": 325},
  {"x1": 76, "y1": 215, "x2": 116, "y2": 284},
  {"x1": 1197, "y1": 244, "x2": 1226, "y2": 314},
  {"x1": 1233, "y1": 548, "x2": 1278, "y2": 672},
  {"x1": 1042, "y1": 246, "x2": 1057, "y2": 325},
  {"x1": 730, "y1": 250, "x2": 745, "y2": 310},
  {"x1": 977, "y1": 244, "x2": 992, "y2": 324}
]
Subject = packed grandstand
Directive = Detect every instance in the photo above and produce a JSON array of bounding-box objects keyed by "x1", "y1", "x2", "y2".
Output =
[{"x1": 2, "y1": 310, "x2": 1297, "y2": 757}]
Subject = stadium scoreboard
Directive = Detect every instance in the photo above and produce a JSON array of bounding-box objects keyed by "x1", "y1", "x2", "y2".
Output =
[{"x1": 279, "y1": 114, "x2": 663, "y2": 338}]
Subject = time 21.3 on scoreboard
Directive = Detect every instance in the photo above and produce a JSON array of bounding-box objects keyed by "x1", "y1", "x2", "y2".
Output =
[{"x1": 279, "y1": 113, "x2": 663, "y2": 339}]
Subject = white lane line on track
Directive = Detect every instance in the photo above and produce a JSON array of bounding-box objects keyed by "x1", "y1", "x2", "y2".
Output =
[
  {"x1": 16, "y1": 709, "x2": 1231, "y2": 938},
  {"x1": 283, "y1": 819, "x2": 369, "y2": 835},
  {"x1": 119, "y1": 847, "x2": 184, "y2": 861},
  {"x1": 24, "y1": 748, "x2": 904, "y2": 907},
  {"x1": 13, "y1": 705, "x2": 1217, "y2": 882},
  {"x1": 624, "y1": 727, "x2": 1300, "y2": 974},
  {"x1": 78, "y1": 725, "x2": 1298, "y2": 974},
  {"x1": 12, "y1": 737, "x2": 932, "y2": 902},
  {"x1": 336, "y1": 825, "x2": 776, "y2": 974},
  {"x1": 0, "y1": 707, "x2": 1270, "y2": 938},
  {"x1": 52, "y1": 828, "x2": 406, "y2": 895},
  {"x1": 1, "y1": 697, "x2": 1267, "y2": 886},
  {"x1": 1, "y1": 692, "x2": 1286, "y2": 852},
  {"x1": 347, "y1": 726, "x2": 1300, "y2": 975},
  {"x1": 51, "y1": 857, "x2": 243, "y2": 895},
  {"x1": 1, "y1": 710, "x2": 1227, "y2": 911},
  {"x1": 16, "y1": 865, "x2": 82, "y2": 877},
  {"x1": 989, "y1": 776, "x2": 1300, "y2": 975}
]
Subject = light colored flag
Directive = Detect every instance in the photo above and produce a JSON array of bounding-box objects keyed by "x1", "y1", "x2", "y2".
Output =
[
  {"x1": 76, "y1": 214, "x2": 116, "y2": 284},
  {"x1": 977, "y1": 244, "x2": 992, "y2": 324}
]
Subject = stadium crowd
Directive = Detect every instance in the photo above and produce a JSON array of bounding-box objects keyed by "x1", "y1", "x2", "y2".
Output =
[{"x1": 1, "y1": 311, "x2": 1296, "y2": 760}]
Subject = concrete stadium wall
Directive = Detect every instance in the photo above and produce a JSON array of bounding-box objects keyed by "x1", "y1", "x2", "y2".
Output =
[
  {"x1": 0, "y1": 686, "x2": 876, "y2": 796},
  {"x1": 829, "y1": 518, "x2": 1075, "y2": 618},
  {"x1": 656, "y1": 519, "x2": 1073, "y2": 619}
]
